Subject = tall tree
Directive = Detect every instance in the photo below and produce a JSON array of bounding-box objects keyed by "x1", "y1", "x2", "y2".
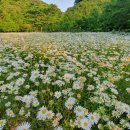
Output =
[
  {"x1": 74, "y1": 0, "x2": 83, "y2": 4},
  {"x1": 101, "y1": 0, "x2": 130, "y2": 31}
]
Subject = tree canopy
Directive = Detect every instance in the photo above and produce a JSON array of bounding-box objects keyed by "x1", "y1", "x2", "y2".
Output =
[
  {"x1": 0, "y1": 0, "x2": 130, "y2": 32},
  {"x1": 0, "y1": 0, "x2": 62, "y2": 32}
]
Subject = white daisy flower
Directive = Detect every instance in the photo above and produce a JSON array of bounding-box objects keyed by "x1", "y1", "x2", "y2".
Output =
[
  {"x1": 31, "y1": 70, "x2": 39, "y2": 78},
  {"x1": 65, "y1": 97, "x2": 76, "y2": 109},
  {"x1": 32, "y1": 98, "x2": 39, "y2": 107},
  {"x1": 6, "y1": 109, "x2": 15, "y2": 117},
  {"x1": 64, "y1": 73, "x2": 75, "y2": 82},
  {"x1": 54, "y1": 91, "x2": 61, "y2": 99},
  {"x1": 37, "y1": 106, "x2": 48, "y2": 120},
  {"x1": 126, "y1": 88, "x2": 130, "y2": 93},
  {"x1": 47, "y1": 111, "x2": 54, "y2": 119},
  {"x1": 21, "y1": 95, "x2": 33, "y2": 107},
  {"x1": 5, "y1": 102, "x2": 11, "y2": 107},
  {"x1": 127, "y1": 113, "x2": 130, "y2": 119},
  {"x1": 75, "y1": 118, "x2": 82, "y2": 128},
  {"x1": 52, "y1": 119, "x2": 59, "y2": 127},
  {"x1": 53, "y1": 80, "x2": 65, "y2": 87},
  {"x1": 123, "y1": 104, "x2": 130, "y2": 113},
  {"x1": 110, "y1": 88, "x2": 118, "y2": 95},
  {"x1": 88, "y1": 113, "x2": 100, "y2": 124},
  {"x1": 74, "y1": 106, "x2": 84, "y2": 116},
  {"x1": 0, "y1": 119, "x2": 6, "y2": 129},
  {"x1": 81, "y1": 118, "x2": 92, "y2": 130},
  {"x1": 16, "y1": 78, "x2": 25, "y2": 86},
  {"x1": 16, "y1": 122, "x2": 31, "y2": 130},
  {"x1": 56, "y1": 113, "x2": 63, "y2": 121},
  {"x1": 24, "y1": 85, "x2": 30, "y2": 89},
  {"x1": 73, "y1": 81, "x2": 82, "y2": 90},
  {"x1": 30, "y1": 70, "x2": 39, "y2": 82},
  {"x1": 54, "y1": 126, "x2": 63, "y2": 130},
  {"x1": 87, "y1": 85, "x2": 95, "y2": 91}
]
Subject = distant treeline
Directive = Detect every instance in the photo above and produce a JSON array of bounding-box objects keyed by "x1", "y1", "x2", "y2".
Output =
[{"x1": 0, "y1": 0, "x2": 130, "y2": 32}]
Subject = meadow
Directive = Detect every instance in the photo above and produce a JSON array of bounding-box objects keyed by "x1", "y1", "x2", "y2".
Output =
[{"x1": 0, "y1": 32, "x2": 130, "y2": 130}]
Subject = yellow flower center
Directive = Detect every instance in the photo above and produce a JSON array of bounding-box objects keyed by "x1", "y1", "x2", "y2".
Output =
[
  {"x1": 68, "y1": 103, "x2": 72, "y2": 106},
  {"x1": 77, "y1": 108, "x2": 81, "y2": 112},
  {"x1": 117, "y1": 107, "x2": 121, "y2": 111},
  {"x1": 91, "y1": 116, "x2": 95, "y2": 120},
  {"x1": 128, "y1": 90, "x2": 130, "y2": 93},
  {"x1": 77, "y1": 121, "x2": 81, "y2": 125},
  {"x1": 9, "y1": 112, "x2": 13, "y2": 114},
  {"x1": 84, "y1": 122, "x2": 88, "y2": 126},
  {"x1": 48, "y1": 113, "x2": 52, "y2": 117},
  {"x1": 42, "y1": 109, "x2": 47, "y2": 114},
  {"x1": 65, "y1": 76, "x2": 69, "y2": 79},
  {"x1": 125, "y1": 107, "x2": 128, "y2": 111},
  {"x1": 0, "y1": 122, "x2": 3, "y2": 125},
  {"x1": 54, "y1": 120, "x2": 58, "y2": 124},
  {"x1": 79, "y1": 116, "x2": 83, "y2": 119},
  {"x1": 34, "y1": 73, "x2": 38, "y2": 76},
  {"x1": 19, "y1": 80, "x2": 23, "y2": 84}
]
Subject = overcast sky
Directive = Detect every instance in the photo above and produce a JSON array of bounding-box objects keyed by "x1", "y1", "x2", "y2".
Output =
[{"x1": 42, "y1": 0, "x2": 75, "y2": 12}]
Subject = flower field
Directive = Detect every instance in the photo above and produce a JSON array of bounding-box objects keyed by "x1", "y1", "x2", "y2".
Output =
[{"x1": 0, "y1": 33, "x2": 130, "y2": 130}]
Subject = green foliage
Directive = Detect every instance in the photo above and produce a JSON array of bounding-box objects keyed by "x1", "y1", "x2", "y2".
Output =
[
  {"x1": 0, "y1": 0, "x2": 130, "y2": 32},
  {"x1": 55, "y1": 0, "x2": 109, "y2": 32},
  {"x1": 74, "y1": 8, "x2": 103, "y2": 31},
  {"x1": 74, "y1": 0, "x2": 83, "y2": 4},
  {"x1": 66, "y1": 0, "x2": 130, "y2": 32},
  {"x1": 101, "y1": 0, "x2": 130, "y2": 31},
  {"x1": 0, "y1": 0, "x2": 61, "y2": 32}
]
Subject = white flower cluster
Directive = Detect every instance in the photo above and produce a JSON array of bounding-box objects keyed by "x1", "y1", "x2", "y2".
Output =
[{"x1": 0, "y1": 33, "x2": 130, "y2": 130}]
